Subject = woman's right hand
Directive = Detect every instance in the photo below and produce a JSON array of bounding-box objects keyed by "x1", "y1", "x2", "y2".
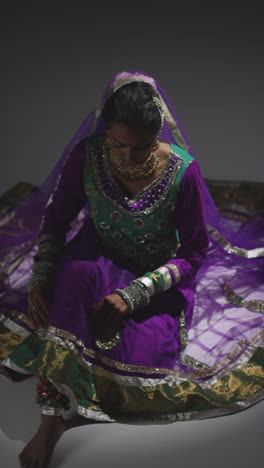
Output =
[{"x1": 28, "y1": 281, "x2": 53, "y2": 329}]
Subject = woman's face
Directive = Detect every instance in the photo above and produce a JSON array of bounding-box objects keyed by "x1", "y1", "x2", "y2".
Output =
[{"x1": 106, "y1": 122, "x2": 157, "y2": 167}]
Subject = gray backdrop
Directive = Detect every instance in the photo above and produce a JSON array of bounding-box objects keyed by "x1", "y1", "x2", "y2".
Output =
[
  {"x1": 2, "y1": 3, "x2": 263, "y2": 195},
  {"x1": 1, "y1": 3, "x2": 263, "y2": 468}
]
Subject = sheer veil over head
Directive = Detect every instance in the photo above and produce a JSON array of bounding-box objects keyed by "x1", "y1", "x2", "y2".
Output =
[{"x1": 1, "y1": 70, "x2": 263, "y2": 291}]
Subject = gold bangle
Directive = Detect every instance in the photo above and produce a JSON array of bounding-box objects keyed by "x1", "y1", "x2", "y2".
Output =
[{"x1": 165, "y1": 263, "x2": 181, "y2": 284}]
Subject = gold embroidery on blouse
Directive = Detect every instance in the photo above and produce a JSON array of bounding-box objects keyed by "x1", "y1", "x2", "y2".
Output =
[{"x1": 87, "y1": 143, "x2": 183, "y2": 216}]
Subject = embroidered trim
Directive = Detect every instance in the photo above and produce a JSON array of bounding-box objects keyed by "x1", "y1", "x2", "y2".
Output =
[
  {"x1": 44, "y1": 327, "x2": 264, "y2": 379},
  {"x1": 42, "y1": 375, "x2": 264, "y2": 422},
  {"x1": 223, "y1": 285, "x2": 264, "y2": 313},
  {"x1": 208, "y1": 225, "x2": 264, "y2": 258},
  {"x1": 180, "y1": 354, "x2": 210, "y2": 371},
  {"x1": 1, "y1": 309, "x2": 264, "y2": 389},
  {"x1": 2, "y1": 309, "x2": 264, "y2": 380},
  {"x1": 87, "y1": 142, "x2": 183, "y2": 216},
  {"x1": 3, "y1": 332, "x2": 264, "y2": 423}
]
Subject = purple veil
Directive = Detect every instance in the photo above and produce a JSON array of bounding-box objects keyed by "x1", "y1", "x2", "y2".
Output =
[
  {"x1": 0, "y1": 70, "x2": 195, "y2": 283},
  {"x1": 1, "y1": 70, "x2": 263, "y2": 374}
]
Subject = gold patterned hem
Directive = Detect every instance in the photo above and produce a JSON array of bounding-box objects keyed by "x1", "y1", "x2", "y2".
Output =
[
  {"x1": 1, "y1": 309, "x2": 264, "y2": 387},
  {"x1": 2, "y1": 329, "x2": 264, "y2": 423}
]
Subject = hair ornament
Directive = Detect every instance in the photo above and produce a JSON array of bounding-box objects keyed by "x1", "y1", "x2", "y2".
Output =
[{"x1": 152, "y1": 95, "x2": 165, "y2": 129}]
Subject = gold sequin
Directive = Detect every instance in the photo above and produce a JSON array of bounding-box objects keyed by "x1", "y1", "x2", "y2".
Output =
[
  {"x1": 112, "y1": 232, "x2": 122, "y2": 241},
  {"x1": 110, "y1": 211, "x2": 122, "y2": 222},
  {"x1": 134, "y1": 218, "x2": 144, "y2": 228}
]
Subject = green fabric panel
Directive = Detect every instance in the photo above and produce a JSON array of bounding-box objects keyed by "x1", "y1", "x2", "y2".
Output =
[
  {"x1": 4, "y1": 330, "x2": 264, "y2": 421},
  {"x1": 82, "y1": 135, "x2": 194, "y2": 272}
]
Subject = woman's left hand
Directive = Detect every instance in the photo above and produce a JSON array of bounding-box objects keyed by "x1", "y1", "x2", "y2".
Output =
[{"x1": 90, "y1": 293, "x2": 129, "y2": 335}]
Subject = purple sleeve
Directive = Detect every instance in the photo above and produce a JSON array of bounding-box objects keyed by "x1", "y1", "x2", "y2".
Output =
[
  {"x1": 38, "y1": 140, "x2": 87, "y2": 247},
  {"x1": 167, "y1": 160, "x2": 209, "y2": 283}
]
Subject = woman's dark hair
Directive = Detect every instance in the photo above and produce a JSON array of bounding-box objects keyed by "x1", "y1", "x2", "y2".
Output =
[{"x1": 101, "y1": 82, "x2": 162, "y2": 134}]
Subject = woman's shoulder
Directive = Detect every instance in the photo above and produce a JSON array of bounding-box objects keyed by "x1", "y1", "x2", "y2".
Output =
[
  {"x1": 168, "y1": 143, "x2": 203, "y2": 188},
  {"x1": 170, "y1": 142, "x2": 195, "y2": 166}
]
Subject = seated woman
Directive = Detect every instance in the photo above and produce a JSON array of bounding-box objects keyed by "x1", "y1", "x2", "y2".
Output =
[{"x1": 0, "y1": 70, "x2": 263, "y2": 468}]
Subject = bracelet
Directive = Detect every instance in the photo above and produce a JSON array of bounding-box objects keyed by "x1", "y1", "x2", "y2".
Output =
[
  {"x1": 114, "y1": 280, "x2": 151, "y2": 315},
  {"x1": 129, "y1": 280, "x2": 150, "y2": 309},
  {"x1": 137, "y1": 265, "x2": 172, "y2": 295},
  {"x1": 37, "y1": 240, "x2": 61, "y2": 256},
  {"x1": 37, "y1": 234, "x2": 61, "y2": 246},
  {"x1": 32, "y1": 261, "x2": 55, "y2": 277},
  {"x1": 143, "y1": 271, "x2": 166, "y2": 293},
  {"x1": 33, "y1": 252, "x2": 58, "y2": 263},
  {"x1": 28, "y1": 261, "x2": 56, "y2": 293},
  {"x1": 38, "y1": 240, "x2": 61, "y2": 250},
  {"x1": 153, "y1": 266, "x2": 172, "y2": 290},
  {"x1": 135, "y1": 275, "x2": 156, "y2": 296},
  {"x1": 27, "y1": 276, "x2": 53, "y2": 293},
  {"x1": 165, "y1": 263, "x2": 181, "y2": 284},
  {"x1": 114, "y1": 288, "x2": 134, "y2": 314}
]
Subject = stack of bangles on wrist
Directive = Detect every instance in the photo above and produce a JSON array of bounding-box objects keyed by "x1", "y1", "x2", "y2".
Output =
[
  {"x1": 114, "y1": 263, "x2": 181, "y2": 315},
  {"x1": 33, "y1": 235, "x2": 63, "y2": 263},
  {"x1": 96, "y1": 263, "x2": 181, "y2": 350},
  {"x1": 27, "y1": 261, "x2": 56, "y2": 293}
]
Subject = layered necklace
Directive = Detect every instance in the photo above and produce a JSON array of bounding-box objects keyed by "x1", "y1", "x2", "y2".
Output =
[{"x1": 107, "y1": 139, "x2": 160, "y2": 182}]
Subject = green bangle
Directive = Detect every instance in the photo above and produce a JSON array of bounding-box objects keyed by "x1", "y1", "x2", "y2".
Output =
[
  {"x1": 154, "y1": 271, "x2": 166, "y2": 292},
  {"x1": 143, "y1": 271, "x2": 165, "y2": 293},
  {"x1": 143, "y1": 272, "x2": 158, "y2": 293}
]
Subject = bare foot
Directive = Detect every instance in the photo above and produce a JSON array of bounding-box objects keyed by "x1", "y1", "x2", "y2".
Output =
[{"x1": 18, "y1": 415, "x2": 65, "y2": 468}]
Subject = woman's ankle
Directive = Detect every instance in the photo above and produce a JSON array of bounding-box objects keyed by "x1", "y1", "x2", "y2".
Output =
[{"x1": 40, "y1": 414, "x2": 64, "y2": 428}]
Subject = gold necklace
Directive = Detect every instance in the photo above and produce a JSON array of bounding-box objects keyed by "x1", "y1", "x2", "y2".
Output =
[{"x1": 107, "y1": 141, "x2": 160, "y2": 181}]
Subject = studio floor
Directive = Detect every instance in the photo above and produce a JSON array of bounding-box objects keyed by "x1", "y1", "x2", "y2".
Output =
[{"x1": 1, "y1": 374, "x2": 263, "y2": 468}]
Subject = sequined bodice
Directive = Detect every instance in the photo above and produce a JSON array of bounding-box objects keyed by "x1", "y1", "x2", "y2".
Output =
[{"x1": 83, "y1": 134, "x2": 193, "y2": 274}]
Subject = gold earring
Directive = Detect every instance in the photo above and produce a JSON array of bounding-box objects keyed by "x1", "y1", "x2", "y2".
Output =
[{"x1": 150, "y1": 138, "x2": 160, "y2": 152}]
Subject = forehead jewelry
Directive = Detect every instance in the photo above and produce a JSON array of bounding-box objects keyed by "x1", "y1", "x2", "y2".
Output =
[{"x1": 152, "y1": 95, "x2": 165, "y2": 128}]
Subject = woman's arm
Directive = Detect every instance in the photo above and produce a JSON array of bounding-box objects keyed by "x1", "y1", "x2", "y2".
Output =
[
  {"x1": 34, "y1": 140, "x2": 87, "y2": 262},
  {"x1": 28, "y1": 140, "x2": 88, "y2": 328},
  {"x1": 166, "y1": 159, "x2": 209, "y2": 284}
]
